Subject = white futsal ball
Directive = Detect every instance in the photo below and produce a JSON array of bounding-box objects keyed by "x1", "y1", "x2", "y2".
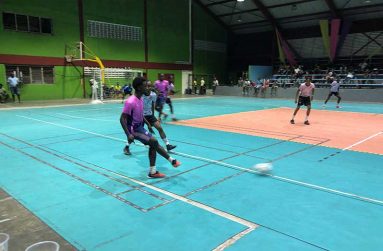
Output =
[{"x1": 253, "y1": 163, "x2": 273, "y2": 174}]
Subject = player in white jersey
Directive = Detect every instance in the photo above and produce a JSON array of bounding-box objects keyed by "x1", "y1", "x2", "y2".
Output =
[
  {"x1": 142, "y1": 82, "x2": 176, "y2": 152},
  {"x1": 290, "y1": 76, "x2": 315, "y2": 125},
  {"x1": 323, "y1": 78, "x2": 342, "y2": 108}
]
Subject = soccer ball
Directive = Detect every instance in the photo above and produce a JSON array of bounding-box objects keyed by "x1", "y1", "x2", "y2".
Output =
[{"x1": 253, "y1": 163, "x2": 273, "y2": 174}]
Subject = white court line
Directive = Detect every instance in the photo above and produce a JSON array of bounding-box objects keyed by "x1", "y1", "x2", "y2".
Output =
[
  {"x1": 64, "y1": 107, "x2": 116, "y2": 113},
  {"x1": 16, "y1": 115, "x2": 383, "y2": 206},
  {"x1": 11, "y1": 118, "x2": 259, "y2": 230},
  {"x1": 343, "y1": 131, "x2": 383, "y2": 151},
  {"x1": 0, "y1": 218, "x2": 12, "y2": 223},
  {"x1": 0, "y1": 102, "x2": 94, "y2": 111},
  {"x1": 213, "y1": 227, "x2": 255, "y2": 251},
  {"x1": 0, "y1": 197, "x2": 12, "y2": 203},
  {"x1": 56, "y1": 113, "x2": 115, "y2": 122}
]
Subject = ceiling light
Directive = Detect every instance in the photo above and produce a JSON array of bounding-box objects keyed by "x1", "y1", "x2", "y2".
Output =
[
  {"x1": 237, "y1": 0, "x2": 245, "y2": 2},
  {"x1": 237, "y1": 16, "x2": 242, "y2": 22},
  {"x1": 363, "y1": 0, "x2": 372, "y2": 3}
]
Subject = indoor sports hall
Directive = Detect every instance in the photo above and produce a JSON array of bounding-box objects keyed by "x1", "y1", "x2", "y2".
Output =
[{"x1": 1, "y1": 1, "x2": 382, "y2": 251}]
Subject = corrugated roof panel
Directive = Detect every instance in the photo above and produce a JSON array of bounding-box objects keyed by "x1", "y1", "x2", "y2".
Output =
[{"x1": 270, "y1": 0, "x2": 328, "y2": 19}]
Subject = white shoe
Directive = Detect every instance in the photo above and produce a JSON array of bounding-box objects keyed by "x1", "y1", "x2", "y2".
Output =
[{"x1": 336, "y1": 105, "x2": 341, "y2": 108}]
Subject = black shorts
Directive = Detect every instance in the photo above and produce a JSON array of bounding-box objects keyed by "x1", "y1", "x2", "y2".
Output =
[
  {"x1": 329, "y1": 92, "x2": 339, "y2": 96},
  {"x1": 10, "y1": 86, "x2": 20, "y2": 95},
  {"x1": 156, "y1": 96, "x2": 165, "y2": 109},
  {"x1": 298, "y1": 96, "x2": 311, "y2": 106},
  {"x1": 144, "y1": 115, "x2": 158, "y2": 126},
  {"x1": 165, "y1": 97, "x2": 172, "y2": 104}
]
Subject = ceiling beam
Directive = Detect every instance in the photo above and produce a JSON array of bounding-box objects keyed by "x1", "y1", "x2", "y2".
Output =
[
  {"x1": 231, "y1": 3, "x2": 383, "y2": 29},
  {"x1": 193, "y1": 0, "x2": 231, "y2": 31},
  {"x1": 324, "y1": 0, "x2": 341, "y2": 18},
  {"x1": 217, "y1": 0, "x2": 317, "y2": 18},
  {"x1": 251, "y1": 0, "x2": 302, "y2": 60},
  {"x1": 206, "y1": 0, "x2": 235, "y2": 7},
  {"x1": 218, "y1": 8, "x2": 258, "y2": 18},
  {"x1": 251, "y1": 0, "x2": 278, "y2": 28}
]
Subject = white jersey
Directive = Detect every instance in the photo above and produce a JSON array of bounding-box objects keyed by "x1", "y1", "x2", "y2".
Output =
[
  {"x1": 7, "y1": 76, "x2": 19, "y2": 87},
  {"x1": 330, "y1": 81, "x2": 340, "y2": 92},
  {"x1": 143, "y1": 91, "x2": 157, "y2": 116},
  {"x1": 299, "y1": 83, "x2": 315, "y2": 97}
]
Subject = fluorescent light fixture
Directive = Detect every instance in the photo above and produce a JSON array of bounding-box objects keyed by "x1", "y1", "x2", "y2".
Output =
[{"x1": 237, "y1": 0, "x2": 245, "y2": 2}]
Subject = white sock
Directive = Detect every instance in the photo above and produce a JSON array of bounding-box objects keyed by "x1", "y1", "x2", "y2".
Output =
[
  {"x1": 171, "y1": 114, "x2": 175, "y2": 119},
  {"x1": 162, "y1": 138, "x2": 170, "y2": 145},
  {"x1": 305, "y1": 115, "x2": 309, "y2": 121},
  {"x1": 126, "y1": 141, "x2": 130, "y2": 146},
  {"x1": 149, "y1": 166, "x2": 156, "y2": 174},
  {"x1": 168, "y1": 157, "x2": 174, "y2": 163}
]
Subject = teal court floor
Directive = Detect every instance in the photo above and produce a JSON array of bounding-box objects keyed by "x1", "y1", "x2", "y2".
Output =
[{"x1": 0, "y1": 97, "x2": 382, "y2": 250}]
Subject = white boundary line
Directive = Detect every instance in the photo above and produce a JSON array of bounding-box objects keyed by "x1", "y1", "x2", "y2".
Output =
[
  {"x1": 213, "y1": 227, "x2": 255, "y2": 251},
  {"x1": 0, "y1": 197, "x2": 12, "y2": 203},
  {"x1": 0, "y1": 218, "x2": 12, "y2": 223},
  {"x1": 0, "y1": 102, "x2": 92, "y2": 111},
  {"x1": 16, "y1": 115, "x2": 383, "y2": 206},
  {"x1": 56, "y1": 113, "x2": 115, "y2": 122},
  {"x1": 343, "y1": 131, "x2": 383, "y2": 151},
  {"x1": 6, "y1": 119, "x2": 258, "y2": 229}
]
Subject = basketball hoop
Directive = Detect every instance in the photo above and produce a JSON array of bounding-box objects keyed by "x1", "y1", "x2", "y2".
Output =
[{"x1": 65, "y1": 55, "x2": 73, "y2": 63}]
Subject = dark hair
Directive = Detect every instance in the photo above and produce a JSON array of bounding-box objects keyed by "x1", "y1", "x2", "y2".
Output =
[{"x1": 132, "y1": 77, "x2": 145, "y2": 90}]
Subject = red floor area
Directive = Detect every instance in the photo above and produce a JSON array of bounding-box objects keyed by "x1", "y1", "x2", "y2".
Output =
[{"x1": 174, "y1": 108, "x2": 383, "y2": 155}]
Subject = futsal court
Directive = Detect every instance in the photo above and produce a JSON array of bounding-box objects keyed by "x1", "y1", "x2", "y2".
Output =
[{"x1": 0, "y1": 96, "x2": 382, "y2": 250}]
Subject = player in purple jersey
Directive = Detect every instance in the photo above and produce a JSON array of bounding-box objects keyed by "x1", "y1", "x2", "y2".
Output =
[
  {"x1": 154, "y1": 74, "x2": 169, "y2": 121},
  {"x1": 120, "y1": 77, "x2": 181, "y2": 178},
  {"x1": 143, "y1": 82, "x2": 177, "y2": 152},
  {"x1": 165, "y1": 76, "x2": 178, "y2": 121}
]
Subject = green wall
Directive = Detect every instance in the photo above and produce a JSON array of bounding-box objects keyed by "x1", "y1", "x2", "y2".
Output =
[
  {"x1": 0, "y1": 0, "x2": 79, "y2": 57},
  {"x1": 193, "y1": 3, "x2": 228, "y2": 83},
  {"x1": 147, "y1": 0, "x2": 190, "y2": 64},
  {"x1": 83, "y1": 0, "x2": 145, "y2": 61},
  {"x1": 0, "y1": 0, "x2": 227, "y2": 100}
]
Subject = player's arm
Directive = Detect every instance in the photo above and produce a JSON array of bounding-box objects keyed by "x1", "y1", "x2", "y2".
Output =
[
  {"x1": 143, "y1": 117, "x2": 155, "y2": 134},
  {"x1": 120, "y1": 113, "x2": 134, "y2": 143}
]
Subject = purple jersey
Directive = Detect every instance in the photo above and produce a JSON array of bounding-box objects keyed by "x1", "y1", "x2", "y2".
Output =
[
  {"x1": 155, "y1": 80, "x2": 169, "y2": 97},
  {"x1": 122, "y1": 95, "x2": 143, "y2": 126}
]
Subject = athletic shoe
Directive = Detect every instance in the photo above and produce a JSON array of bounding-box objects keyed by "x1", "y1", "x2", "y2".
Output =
[
  {"x1": 336, "y1": 105, "x2": 341, "y2": 108},
  {"x1": 123, "y1": 146, "x2": 131, "y2": 155},
  {"x1": 148, "y1": 171, "x2": 166, "y2": 178},
  {"x1": 304, "y1": 120, "x2": 310, "y2": 125},
  {"x1": 172, "y1": 118, "x2": 178, "y2": 122},
  {"x1": 172, "y1": 159, "x2": 181, "y2": 168},
  {"x1": 290, "y1": 119, "x2": 295, "y2": 124},
  {"x1": 166, "y1": 144, "x2": 177, "y2": 152}
]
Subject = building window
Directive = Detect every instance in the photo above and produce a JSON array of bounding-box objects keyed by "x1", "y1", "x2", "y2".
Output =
[
  {"x1": 2, "y1": 12, "x2": 52, "y2": 34},
  {"x1": 3, "y1": 12, "x2": 16, "y2": 30},
  {"x1": 88, "y1": 20, "x2": 142, "y2": 41},
  {"x1": 5, "y1": 65, "x2": 54, "y2": 84}
]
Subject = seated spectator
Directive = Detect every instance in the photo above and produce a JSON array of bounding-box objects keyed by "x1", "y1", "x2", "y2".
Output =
[
  {"x1": 0, "y1": 84, "x2": 9, "y2": 103},
  {"x1": 270, "y1": 80, "x2": 278, "y2": 96},
  {"x1": 242, "y1": 79, "x2": 251, "y2": 96},
  {"x1": 261, "y1": 79, "x2": 270, "y2": 98},
  {"x1": 238, "y1": 77, "x2": 244, "y2": 87}
]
